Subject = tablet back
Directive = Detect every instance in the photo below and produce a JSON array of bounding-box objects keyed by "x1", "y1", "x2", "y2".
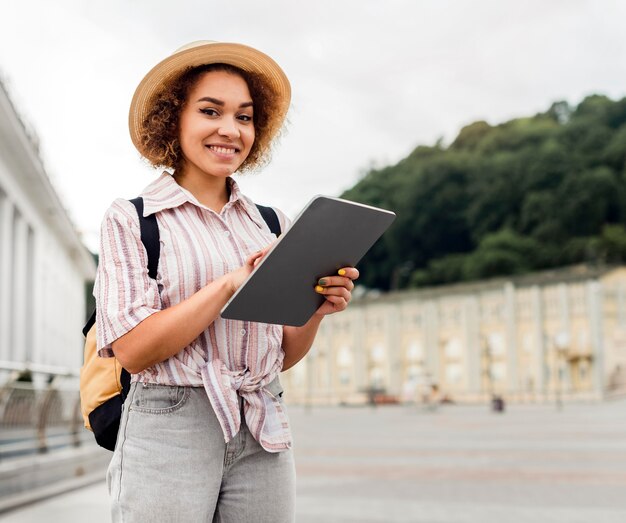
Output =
[{"x1": 221, "y1": 196, "x2": 395, "y2": 326}]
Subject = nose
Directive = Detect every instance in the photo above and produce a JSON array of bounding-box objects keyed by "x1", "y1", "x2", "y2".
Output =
[{"x1": 218, "y1": 118, "x2": 240, "y2": 139}]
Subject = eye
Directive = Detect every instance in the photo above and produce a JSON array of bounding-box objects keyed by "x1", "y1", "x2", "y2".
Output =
[
  {"x1": 238, "y1": 114, "x2": 253, "y2": 122},
  {"x1": 199, "y1": 108, "x2": 219, "y2": 116}
]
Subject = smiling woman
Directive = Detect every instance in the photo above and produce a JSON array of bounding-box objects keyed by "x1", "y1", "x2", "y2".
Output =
[
  {"x1": 139, "y1": 62, "x2": 282, "y2": 174},
  {"x1": 92, "y1": 40, "x2": 360, "y2": 523}
]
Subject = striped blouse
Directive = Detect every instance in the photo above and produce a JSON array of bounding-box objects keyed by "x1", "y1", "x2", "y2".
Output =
[{"x1": 94, "y1": 172, "x2": 292, "y2": 452}]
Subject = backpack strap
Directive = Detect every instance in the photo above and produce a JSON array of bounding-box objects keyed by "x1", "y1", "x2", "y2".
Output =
[
  {"x1": 83, "y1": 197, "x2": 159, "y2": 337},
  {"x1": 255, "y1": 204, "x2": 281, "y2": 237},
  {"x1": 129, "y1": 197, "x2": 160, "y2": 279},
  {"x1": 109, "y1": 197, "x2": 159, "y2": 401}
]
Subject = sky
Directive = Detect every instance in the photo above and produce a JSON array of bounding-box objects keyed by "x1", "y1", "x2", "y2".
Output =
[{"x1": 1, "y1": 0, "x2": 626, "y2": 253}]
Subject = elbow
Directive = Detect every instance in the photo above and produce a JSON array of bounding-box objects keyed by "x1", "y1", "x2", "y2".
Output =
[
  {"x1": 111, "y1": 339, "x2": 147, "y2": 375},
  {"x1": 281, "y1": 358, "x2": 294, "y2": 372}
]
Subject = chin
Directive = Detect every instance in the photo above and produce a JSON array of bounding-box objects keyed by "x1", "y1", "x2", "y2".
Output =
[{"x1": 201, "y1": 164, "x2": 235, "y2": 178}]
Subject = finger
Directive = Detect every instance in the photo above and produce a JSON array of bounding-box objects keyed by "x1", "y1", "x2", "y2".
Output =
[
  {"x1": 323, "y1": 295, "x2": 348, "y2": 311},
  {"x1": 315, "y1": 285, "x2": 351, "y2": 302},
  {"x1": 247, "y1": 244, "x2": 274, "y2": 266},
  {"x1": 338, "y1": 267, "x2": 359, "y2": 280},
  {"x1": 316, "y1": 276, "x2": 354, "y2": 291},
  {"x1": 247, "y1": 250, "x2": 264, "y2": 266}
]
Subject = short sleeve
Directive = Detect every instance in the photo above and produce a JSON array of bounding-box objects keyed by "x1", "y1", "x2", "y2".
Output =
[{"x1": 93, "y1": 199, "x2": 161, "y2": 357}]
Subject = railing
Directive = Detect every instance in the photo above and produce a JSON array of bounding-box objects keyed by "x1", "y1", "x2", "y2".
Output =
[{"x1": 0, "y1": 362, "x2": 91, "y2": 459}]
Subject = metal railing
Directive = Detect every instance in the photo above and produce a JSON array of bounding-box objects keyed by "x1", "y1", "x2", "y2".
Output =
[{"x1": 0, "y1": 362, "x2": 91, "y2": 459}]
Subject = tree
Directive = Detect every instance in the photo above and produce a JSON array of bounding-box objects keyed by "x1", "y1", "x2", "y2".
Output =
[{"x1": 341, "y1": 94, "x2": 626, "y2": 290}]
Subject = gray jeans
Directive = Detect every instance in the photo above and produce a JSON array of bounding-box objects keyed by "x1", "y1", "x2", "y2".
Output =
[{"x1": 107, "y1": 380, "x2": 296, "y2": 522}]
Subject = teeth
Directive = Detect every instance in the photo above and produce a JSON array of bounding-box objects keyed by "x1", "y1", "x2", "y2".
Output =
[{"x1": 209, "y1": 146, "x2": 236, "y2": 154}]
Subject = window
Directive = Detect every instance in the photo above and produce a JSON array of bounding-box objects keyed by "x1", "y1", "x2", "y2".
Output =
[
  {"x1": 445, "y1": 363, "x2": 462, "y2": 384},
  {"x1": 337, "y1": 346, "x2": 352, "y2": 367},
  {"x1": 407, "y1": 341, "x2": 423, "y2": 362},
  {"x1": 491, "y1": 362, "x2": 506, "y2": 382},
  {"x1": 370, "y1": 344, "x2": 385, "y2": 363},
  {"x1": 339, "y1": 369, "x2": 351, "y2": 385},
  {"x1": 444, "y1": 338, "x2": 462, "y2": 359},
  {"x1": 369, "y1": 367, "x2": 384, "y2": 388},
  {"x1": 488, "y1": 333, "x2": 505, "y2": 355}
]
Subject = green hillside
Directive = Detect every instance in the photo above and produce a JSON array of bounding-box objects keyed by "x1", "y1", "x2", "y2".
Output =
[{"x1": 341, "y1": 95, "x2": 626, "y2": 290}]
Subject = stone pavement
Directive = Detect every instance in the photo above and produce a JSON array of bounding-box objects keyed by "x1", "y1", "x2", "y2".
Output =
[{"x1": 4, "y1": 399, "x2": 626, "y2": 522}]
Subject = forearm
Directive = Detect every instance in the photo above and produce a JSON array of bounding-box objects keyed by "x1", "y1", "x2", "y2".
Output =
[
  {"x1": 111, "y1": 275, "x2": 234, "y2": 373},
  {"x1": 281, "y1": 313, "x2": 324, "y2": 371}
]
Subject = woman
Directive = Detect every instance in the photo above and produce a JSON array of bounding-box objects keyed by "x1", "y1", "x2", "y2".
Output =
[{"x1": 94, "y1": 41, "x2": 358, "y2": 522}]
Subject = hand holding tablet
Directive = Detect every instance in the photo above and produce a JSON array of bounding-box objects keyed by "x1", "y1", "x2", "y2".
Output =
[{"x1": 221, "y1": 196, "x2": 396, "y2": 326}]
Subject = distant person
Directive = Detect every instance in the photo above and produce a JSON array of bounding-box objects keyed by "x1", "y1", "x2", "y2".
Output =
[{"x1": 94, "y1": 41, "x2": 359, "y2": 522}]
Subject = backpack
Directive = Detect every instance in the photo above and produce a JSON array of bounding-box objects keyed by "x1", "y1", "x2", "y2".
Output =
[{"x1": 80, "y1": 197, "x2": 282, "y2": 451}]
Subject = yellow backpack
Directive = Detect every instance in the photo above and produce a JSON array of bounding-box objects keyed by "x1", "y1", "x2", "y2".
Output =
[{"x1": 79, "y1": 197, "x2": 159, "y2": 451}]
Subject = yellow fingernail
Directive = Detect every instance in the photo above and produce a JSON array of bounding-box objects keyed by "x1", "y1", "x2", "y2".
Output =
[
  {"x1": 315, "y1": 285, "x2": 324, "y2": 293},
  {"x1": 338, "y1": 269, "x2": 346, "y2": 276}
]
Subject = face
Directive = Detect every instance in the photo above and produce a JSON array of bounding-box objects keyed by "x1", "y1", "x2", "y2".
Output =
[{"x1": 178, "y1": 70, "x2": 255, "y2": 179}]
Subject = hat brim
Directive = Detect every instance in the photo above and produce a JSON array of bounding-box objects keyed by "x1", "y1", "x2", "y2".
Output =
[{"x1": 129, "y1": 41, "x2": 291, "y2": 157}]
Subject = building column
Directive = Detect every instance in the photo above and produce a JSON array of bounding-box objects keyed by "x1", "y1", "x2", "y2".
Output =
[
  {"x1": 387, "y1": 302, "x2": 402, "y2": 395},
  {"x1": 618, "y1": 282, "x2": 626, "y2": 327},
  {"x1": 30, "y1": 230, "x2": 43, "y2": 366},
  {"x1": 587, "y1": 281, "x2": 605, "y2": 397},
  {"x1": 352, "y1": 306, "x2": 367, "y2": 392},
  {"x1": 558, "y1": 283, "x2": 572, "y2": 391},
  {"x1": 531, "y1": 286, "x2": 546, "y2": 395},
  {"x1": 424, "y1": 300, "x2": 440, "y2": 386},
  {"x1": 0, "y1": 195, "x2": 14, "y2": 361},
  {"x1": 12, "y1": 212, "x2": 29, "y2": 364},
  {"x1": 504, "y1": 283, "x2": 518, "y2": 394},
  {"x1": 463, "y1": 296, "x2": 481, "y2": 394}
]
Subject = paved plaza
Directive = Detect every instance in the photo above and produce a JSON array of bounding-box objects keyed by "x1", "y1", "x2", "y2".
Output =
[{"x1": 4, "y1": 399, "x2": 626, "y2": 522}]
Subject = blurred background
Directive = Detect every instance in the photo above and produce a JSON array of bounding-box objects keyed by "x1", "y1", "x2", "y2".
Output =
[{"x1": 1, "y1": 1, "x2": 626, "y2": 522}]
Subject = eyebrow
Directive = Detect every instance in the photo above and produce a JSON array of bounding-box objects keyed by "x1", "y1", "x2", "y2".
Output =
[{"x1": 196, "y1": 96, "x2": 253, "y2": 108}]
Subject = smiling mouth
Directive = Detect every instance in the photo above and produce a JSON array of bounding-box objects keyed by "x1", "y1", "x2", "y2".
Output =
[{"x1": 206, "y1": 145, "x2": 240, "y2": 155}]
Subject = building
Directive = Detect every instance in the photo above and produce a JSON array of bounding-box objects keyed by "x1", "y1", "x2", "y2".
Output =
[
  {"x1": 282, "y1": 266, "x2": 626, "y2": 404},
  {"x1": 0, "y1": 79, "x2": 95, "y2": 383}
]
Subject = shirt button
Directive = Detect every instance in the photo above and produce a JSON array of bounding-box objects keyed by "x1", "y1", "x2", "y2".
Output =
[
  {"x1": 224, "y1": 231, "x2": 231, "y2": 237},
  {"x1": 240, "y1": 329, "x2": 246, "y2": 336}
]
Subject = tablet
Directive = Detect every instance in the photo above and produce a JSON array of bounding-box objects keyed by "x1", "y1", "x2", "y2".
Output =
[{"x1": 220, "y1": 196, "x2": 395, "y2": 326}]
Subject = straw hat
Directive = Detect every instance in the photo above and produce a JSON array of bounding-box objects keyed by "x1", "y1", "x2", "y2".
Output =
[{"x1": 128, "y1": 40, "x2": 291, "y2": 155}]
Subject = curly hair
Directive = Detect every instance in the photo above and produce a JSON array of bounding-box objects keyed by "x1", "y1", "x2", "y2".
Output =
[{"x1": 138, "y1": 63, "x2": 283, "y2": 173}]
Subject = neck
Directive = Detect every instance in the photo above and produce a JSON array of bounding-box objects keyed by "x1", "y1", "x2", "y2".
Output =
[{"x1": 174, "y1": 168, "x2": 231, "y2": 213}]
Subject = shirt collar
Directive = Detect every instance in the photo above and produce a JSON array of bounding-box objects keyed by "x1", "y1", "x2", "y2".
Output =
[{"x1": 141, "y1": 172, "x2": 266, "y2": 229}]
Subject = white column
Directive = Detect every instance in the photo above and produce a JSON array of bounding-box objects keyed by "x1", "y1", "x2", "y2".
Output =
[
  {"x1": 531, "y1": 286, "x2": 546, "y2": 394},
  {"x1": 425, "y1": 300, "x2": 440, "y2": 385},
  {"x1": 587, "y1": 281, "x2": 605, "y2": 396},
  {"x1": 24, "y1": 226, "x2": 35, "y2": 363},
  {"x1": 0, "y1": 196, "x2": 14, "y2": 360},
  {"x1": 352, "y1": 306, "x2": 367, "y2": 391},
  {"x1": 31, "y1": 231, "x2": 44, "y2": 366},
  {"x1": 387, "y1": 302, "x2": 402, "y2": 395},
  {"x1": 12, "y1": 212, "x2": 29, "y2": 364},
  {"x1": 463, "y1": 296, "x2": 481, "y2": 394},
  {"x1": 558, "y1": 283, "x2": 572, "y2": 390},
  {"x1": 504, "y1": 283, "x2": 518, "y2": 394},
  {"x1": 618, "y1": 283, "x2": 626, "y2": 327}
]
